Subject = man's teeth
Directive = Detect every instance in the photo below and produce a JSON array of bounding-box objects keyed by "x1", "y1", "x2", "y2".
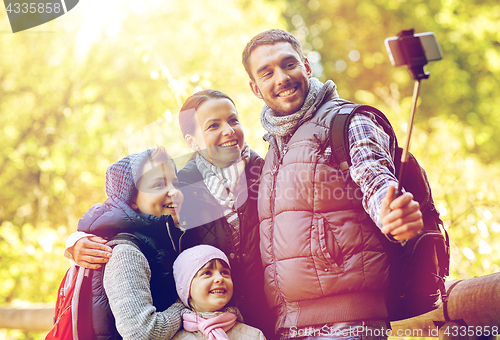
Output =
[
  {"x1": 220, "y1": 140, "x2": 238, "y2": 147},
  {"x1": 278, "y1": 88, "x2": 296, "y2": 97}
]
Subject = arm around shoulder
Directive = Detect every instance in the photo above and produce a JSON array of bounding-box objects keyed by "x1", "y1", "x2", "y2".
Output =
[
  {"x1": 65, "y1": 232, "x2": 112, "y2": 269},
  {"x1": 64, "y1": 231, "x2": 94, "y2": 260}
]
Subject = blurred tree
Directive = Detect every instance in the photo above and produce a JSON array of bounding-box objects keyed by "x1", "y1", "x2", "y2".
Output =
[
  {"x1": 1, "y1": 0, "x2": 500, "y2": 338},
  {"x1": 283, "y1": 0, "x2": 500, "y2": 162},
  {"x1": 0, "y1": 0, "x2": 285, "y2": 338},
  {"x1": 281, "y1": 0, "x2": 500, "y2": 280}
]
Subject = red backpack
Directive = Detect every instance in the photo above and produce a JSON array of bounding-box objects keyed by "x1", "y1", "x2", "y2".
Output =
[
  {"x1": 45, "y1": 266, "x2": 93, "y2": 340},
  {"x1": 46, "y1": 233, "x2": 151, "y2": 340}
]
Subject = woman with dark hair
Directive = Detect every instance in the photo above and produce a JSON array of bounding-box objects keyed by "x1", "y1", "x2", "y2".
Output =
[{"x1": 176, "y1": 90, "x2": 274, "y2": 339}]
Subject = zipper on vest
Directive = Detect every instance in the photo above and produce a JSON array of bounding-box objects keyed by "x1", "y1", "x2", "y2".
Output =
[
  {"x1": 269, "y1": 144, "x2": 287, "y2": 215},
  {"x1": 269, "y1": 144, "x2": 289, "y2": 329},
  {"x1": 178, "y1": 229, "x2": 187, "y2": 253}
]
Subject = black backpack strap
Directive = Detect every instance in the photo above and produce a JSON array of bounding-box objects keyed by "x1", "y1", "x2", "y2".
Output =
[
  {"x1": 108, "y1": 232, "x2": 146, "y2": 251},
  {"x1": 107, "y1": 232, "x2": 157, "y2": 269},
  {"x1": 108, "y1": 232, "x2": 160, "y2": 274},
  {"x1": 330, "y1": 104, "x2": 355, "y2": 172},
  {"x1": 330, "y1": 104, "x2": 397, "y2": 173},
  {"x1": 330, "y1": 103, "x2": 400, "y2": 236}
]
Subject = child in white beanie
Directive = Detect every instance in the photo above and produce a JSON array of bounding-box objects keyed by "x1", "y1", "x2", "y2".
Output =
[{"x1": 172, "y1": 245, "x2": 266, "y2": 340}]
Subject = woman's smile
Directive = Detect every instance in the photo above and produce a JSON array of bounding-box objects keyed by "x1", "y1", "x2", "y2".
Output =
[{"x1": 219, "y1": 139, "x2": 239, "y2": 147}]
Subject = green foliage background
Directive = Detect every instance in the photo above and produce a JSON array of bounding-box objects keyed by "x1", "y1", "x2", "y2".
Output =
[{"x1": 1, "y1": 0, "x2": 499, "y2": 338}]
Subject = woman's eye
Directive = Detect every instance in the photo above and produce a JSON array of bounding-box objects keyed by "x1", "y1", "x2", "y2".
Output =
[
  {"x1": 229, "y1": 118, "x2": 239, "y2": 124},
  {"x1": 209, "y1": 123, "x2": 219, "y2": 129}
]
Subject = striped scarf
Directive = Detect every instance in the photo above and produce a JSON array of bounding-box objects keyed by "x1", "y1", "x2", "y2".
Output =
[
  {"x1": 195, "y1": 143, "x2": 251, "y2": 253},
  {"x1": 260, "y1": 78, "x2": 339, "y2": 155}
]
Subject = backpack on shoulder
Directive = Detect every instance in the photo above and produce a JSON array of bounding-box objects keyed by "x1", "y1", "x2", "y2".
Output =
[
  {"x1": 45, "y1": 265, "x2": 94, "y2": 340},
  {"x1": 46, "y1": 233, "x2": 147, "y2": 340},
  {"x1": 330, "y1": 103, "x2": 450, "y2": 321}
]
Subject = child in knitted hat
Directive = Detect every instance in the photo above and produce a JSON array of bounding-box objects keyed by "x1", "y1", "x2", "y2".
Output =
[
  {"x1": 171, "y1": 245, "x2": 266, "y2": 340},
  {"x1": 68, "y1": 147, "x2": 186, "y2": 339}
]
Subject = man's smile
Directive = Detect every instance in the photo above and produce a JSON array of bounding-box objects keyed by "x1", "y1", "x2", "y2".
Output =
[{"x1": 277, "y1": 86, "x2": 298, "y2": 97}]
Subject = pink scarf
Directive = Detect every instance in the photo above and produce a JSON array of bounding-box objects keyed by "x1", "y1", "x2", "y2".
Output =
[{"x1": 183, "y1": 312, "x2": 237, "y2": 340}]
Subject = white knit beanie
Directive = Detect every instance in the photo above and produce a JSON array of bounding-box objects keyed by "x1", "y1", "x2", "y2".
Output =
[{"x1": 173, "y1": 245, "x2": 231, "y2": 307}]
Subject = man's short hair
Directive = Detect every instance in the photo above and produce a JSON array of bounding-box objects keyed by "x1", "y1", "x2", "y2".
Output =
[{"x1": 242, "y1": 29, "x2": 306, "y2": 81}]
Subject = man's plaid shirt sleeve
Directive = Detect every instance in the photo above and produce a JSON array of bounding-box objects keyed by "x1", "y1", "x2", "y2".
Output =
[{"x1": 348, "y1": 111, "x2": 399, "y2": 228}]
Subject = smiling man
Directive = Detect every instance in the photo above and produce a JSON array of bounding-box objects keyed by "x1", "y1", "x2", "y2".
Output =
[{"x1": 242, "y1": 29, "x2": 424, "y2": 340}]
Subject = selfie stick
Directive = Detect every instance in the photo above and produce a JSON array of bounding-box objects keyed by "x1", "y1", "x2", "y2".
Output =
[
  {"x1": 395, "y1": 79, "x2": 421, "y2": 197},
  {"x1": 392, "y1": 29, "x2": 430, "y2": 197}
]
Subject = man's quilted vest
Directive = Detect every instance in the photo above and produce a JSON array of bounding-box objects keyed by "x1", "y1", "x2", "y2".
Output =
[{"x1": 258, "y1": 99, "x2": 390, "y2": 330}]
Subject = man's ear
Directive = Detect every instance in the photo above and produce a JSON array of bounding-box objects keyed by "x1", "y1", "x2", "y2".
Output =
[
  {"x1": 185, "y1": 134, "x2": 200, "y2": 151},
  {"x1": 304, "y1": 57, "x2": 313, "y2": 78},
  {"x1": 249, "y1": 80, "x2": 263, "y2": 99}
]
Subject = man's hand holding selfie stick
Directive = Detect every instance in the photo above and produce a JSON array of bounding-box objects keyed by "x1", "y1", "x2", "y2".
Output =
[{"x1": 379, "y1": 29, "x2": 443, "y2": 242}]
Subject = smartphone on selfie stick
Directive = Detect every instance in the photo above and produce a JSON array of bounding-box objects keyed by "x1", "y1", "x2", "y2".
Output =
[{"x1": 384, "y1": 29, "x2": 443, "y2": 197}]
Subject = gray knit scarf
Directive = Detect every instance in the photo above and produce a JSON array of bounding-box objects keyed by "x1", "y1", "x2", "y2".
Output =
[
  {"x1": 195, "y1": 143, "x2": 251, "y2": 253},
  {"x1": 260, "y1": 78, "x2": 339, "y2": 155}
]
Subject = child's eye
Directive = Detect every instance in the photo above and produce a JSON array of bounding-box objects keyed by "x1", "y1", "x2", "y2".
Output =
[{"x1": 153, "y1": 181, "x2": 166, "y2": 188}]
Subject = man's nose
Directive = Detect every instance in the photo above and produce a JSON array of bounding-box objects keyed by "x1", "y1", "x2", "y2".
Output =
[{"x1": 275, "y1": 67, "x2": 290, "y2": 85}]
